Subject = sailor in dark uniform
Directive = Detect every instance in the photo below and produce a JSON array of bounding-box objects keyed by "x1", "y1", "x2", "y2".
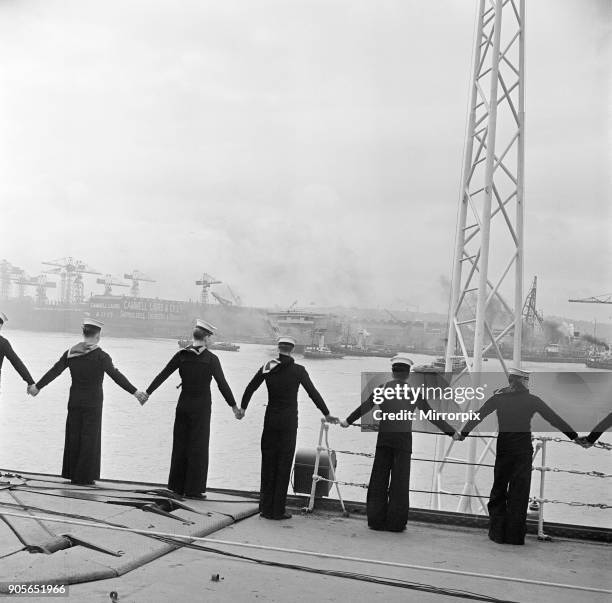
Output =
[
  {"x1": 241, "y1": 336, "x2": 338, "y2": 520},
  {"x1": 145, "y1": 319, "x2": 239, "y2": 500},
  {"x1": 0, "y1": 312, "x2": 35, "y2": 393},
  {"x1": 340, "y1": 355, "x2": 456, "y2": 532},
  {"x1": 576, "y1": 412, "x2": 612, "y2": 447},
  {"x1": 31, "y1": 318, "x2": 146, "y2": 485},
  {"x1": 455, "y1": 367, "x2": 578, "y2": 544}
]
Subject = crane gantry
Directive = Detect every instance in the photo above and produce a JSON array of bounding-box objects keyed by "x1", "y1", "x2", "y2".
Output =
[{"x1": 568, "y1": 294, "x2": 612, "y2": 305}]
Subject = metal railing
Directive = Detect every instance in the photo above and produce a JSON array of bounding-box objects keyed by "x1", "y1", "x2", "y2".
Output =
[{"x1": 305, "y1": 419, "x2": 611, "y2": 539}]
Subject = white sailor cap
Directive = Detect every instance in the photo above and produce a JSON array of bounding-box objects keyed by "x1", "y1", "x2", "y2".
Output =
[
  {"x1": 277, "y1": 335, "x2": 296, "y2": 347},
  {"x1": 0, "y1": 311, "x2": 7, "y2": 324},
  {"x1": 508, "y1": 367, "x2": 530, "y2": 378},
  {"x1": 390, "y1": 354, "x2": 414, "y2": 367},
  {"x1": 195, "y1": 319, "x2": 216, "y2": 334},
  {"x1": 83, "y1": 317, "x2": 104, "y2": 329}
]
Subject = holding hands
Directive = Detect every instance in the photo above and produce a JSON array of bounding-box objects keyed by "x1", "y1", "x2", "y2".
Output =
[
  {"x1": 339, "y1": 419, "x2": 350, "y2": 428},
  {"x1": 233, "y1": 406, "x2": 245, "y2": 420},
  {"x1": 134, "y1": 390, "x2": 149, "y2": 405},
  {"x1": 27, "y1": 384, "x2": 39, "y2": 397},
  {"x1": 574, "y1": 436, "x2": 594, "y2": 449},
  {"x1": 452, "y1": 431, "x2": 466, "y2": 441}
]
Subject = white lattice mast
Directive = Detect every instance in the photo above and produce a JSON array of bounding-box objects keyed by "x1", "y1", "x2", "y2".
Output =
[{"x1": 442, "y1": 0, "x2": 525, "y2": 513}]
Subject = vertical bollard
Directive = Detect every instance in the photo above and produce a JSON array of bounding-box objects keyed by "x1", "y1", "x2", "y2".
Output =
[
  {"x1": 306, "y1": 419, "x2": 326, "y2": 512},
  {"x1": 537, "y1": 438, "x2": 548, "y2": 540}
]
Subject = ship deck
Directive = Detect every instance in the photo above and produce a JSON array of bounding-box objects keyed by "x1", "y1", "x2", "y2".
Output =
[
  {"x1": 1, "y1": 472, "x2": 608, "y2": 602},
  {"x1": 71, "y1": 505, "x2": 611, "y2": 603}
]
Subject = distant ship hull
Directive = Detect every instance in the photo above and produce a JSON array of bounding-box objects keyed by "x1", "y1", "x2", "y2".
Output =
[
  {"x1": 585, "y1": 356, "x2": 612, "y2": 370},
  {"x1": 329, "y1": 345, "x2": 395, "y2": 358},
  {"x1": 2, "y1": 295, "x2": 274, "y2": 343},
  {"x1": 485, "y1": 346, "x2": 588, "y2": 364},
  {"x1": 266, "y1": 310, "x2": 343, "y2": 350},
  {"x1": 303, "y1": 346, "x2": 344, "y2": 359}
]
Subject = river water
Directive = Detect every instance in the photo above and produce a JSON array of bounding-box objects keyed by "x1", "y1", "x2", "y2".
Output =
[{"x1": 0, "y1": 329, "x2": 609, "y2": 528}]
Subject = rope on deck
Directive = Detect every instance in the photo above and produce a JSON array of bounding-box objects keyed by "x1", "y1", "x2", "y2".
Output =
[{"x1": 0, "y1": 508, "x2": 609, "y2": 596}]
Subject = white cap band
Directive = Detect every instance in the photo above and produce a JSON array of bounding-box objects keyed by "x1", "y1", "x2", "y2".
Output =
[
  {"x1": 391, "y1": 354, "x2": 414, "y2": 367},
  {"x1": 83, "y1": 317, "x2": 104, "y2": 329},
  {"x1": 195, "y1": 319, "x2": 216, "y2": 334}
]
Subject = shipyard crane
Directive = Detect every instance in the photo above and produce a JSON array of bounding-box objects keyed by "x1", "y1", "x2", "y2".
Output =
[
  {"x1": 32, "y1": 274, "x2": 57, "y2": 305},
  {"x1": 522, "y1": 276, "x2": 544, "y2": 340},
  {"x1": 10, "y1": 267, "x2": 28, "y2": 298},
  {"x1": 384, "y1": 308, "x2": 407, "y2": 324},
  {"x1": 211, "y1": 291, "x2": 233, "y2": 306},
  {"x1": 11, "y1": 271, "x2": 57, "y2": 304},
  {"x1": 226, "y1": 284, "x2": 242, "y2": 306},
  {"x1": 568, "y1": 294, "x2": 612, "y2": 304},
  {"x1": 568, "y1": 294, "x2": 612, "y2": 339},
  {"x1": 97, "y1": 274, "x2": 130, "y2": 296},
  {"x1": 124, "y1": 270, "x2": 156, "y2": 298},
  {"x1": 42, "y1": 257, "x2": 101, "y2": 305},
  {"x1": 195, "y1": 273, "x2": 221, "y2": 305},
  {"x1": 1, "y1": 260, "x2": 24, "y2": 299}
]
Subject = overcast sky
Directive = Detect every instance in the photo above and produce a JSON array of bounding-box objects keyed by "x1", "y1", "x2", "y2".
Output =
[{"x1": 0, "y1": 0, "x2": 610, "y2": 321}]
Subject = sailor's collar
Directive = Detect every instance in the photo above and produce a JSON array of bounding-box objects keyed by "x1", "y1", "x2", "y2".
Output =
[
  {"x1": 262, "y1": 358, "x2": 281, "y2": 374},
  {"x1": 67, "y1": 342, "x2": 99, "y2": 359},
  {"x1": 494, "y1": 385, "x2": 525, "y2": 395},
  {"x1": 262, "y1": 355, "x2": 293, "y2": 374},
  {"x1": 183, "y1": 344, "x2": 209, "y2": 356}
]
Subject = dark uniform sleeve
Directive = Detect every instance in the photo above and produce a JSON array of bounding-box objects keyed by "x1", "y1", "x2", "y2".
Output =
[
  {"x1": 146, "y1": 353, "x2": 180, "y2": 395},
  {"x1": 3, "y1": 340, "x2": 34, "y2": 385},
  {"x1": 534, "y1": 397, "x2": 577, "y2": 440},
  {"x1": 346, "y1": 391, "x2": 375, "y2": 425},
  {"x1": 415, "y1": 395, "x2": 455, "y2": 435},
  {"x1": 36, "y1": 352, "x2": 69, "y2": 390},
  {"x1": 212, "y1": 355, "x2": 237, "y2": 407},
  {"x1": 241, "y1": 368, "x2": 265, "y2": 410},
  {"x1": 586, "y1": 412, "x2": 612, "y2": 444},
  {"x1": 461, "y1": 394, "x2": 500, "y2": 437},
  {"x1": 102, "y1": 352, "x2": 137, "y2": 395},
  {"x1": 300, "y1": 368, "x2": 330, "y2": 416}
]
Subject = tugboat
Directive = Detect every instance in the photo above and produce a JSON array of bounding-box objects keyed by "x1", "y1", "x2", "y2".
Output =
[
  {"x1": 330, "y1": 345, "x2": 394, "y2": 358},
  {"x1": 431, "y1": 355, "x2": 467, "y2": 373},
  {"x1": 330, "y1": 326, "x2": 394, "y2": 357},
  {"x1": 303, "y1": 345, "x2": 344, "y2": 359},
  {"x1": 585, "y1": 352, "x2": 612, "y2": 370},
  {"x1": 303, "y1": 333, "x2": 344, "y2": 359}
]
